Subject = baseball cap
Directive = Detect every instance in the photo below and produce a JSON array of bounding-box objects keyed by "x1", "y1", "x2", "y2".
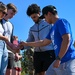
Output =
[{"x1": 40, "y1": 5, "x2": 57, "y2": 18}]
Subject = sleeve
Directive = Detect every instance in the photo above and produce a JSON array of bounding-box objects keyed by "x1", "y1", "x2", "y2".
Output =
[
  {"x1": 23, "y1": 28, "x2": 35, "y2": 49},
  {"x1": 46, "y1": 26, "x2": 54, "y2": 40},
  {"x1": 57, "y1": 19, "x2": 71, "y2": 36},
  {"x1": 46, "y1": 31, "x2": 51, "y2": 40},
  {"x1": 26, "y1": 29, "x2": 34, "y2": 42}
]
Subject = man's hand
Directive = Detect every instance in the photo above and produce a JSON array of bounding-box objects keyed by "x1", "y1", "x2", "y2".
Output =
[
  {"x1": 17, "y1": 43, "x2": 24, "y2": 50},
  {"x1": 15, "y1": 53, "x2": 22, "y2": 61},
  {"x1": 53, "y1": 60, "x2": 61, "y2": 68},
  {"x1": 15, "y1": 53, "x2": 20, "y2": 61},
  {"x1": 19, "y1": 41, "x2": 28, "y2": 46}
]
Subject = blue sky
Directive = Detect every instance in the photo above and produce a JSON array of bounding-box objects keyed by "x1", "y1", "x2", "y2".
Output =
[{"x1": 1, "y1": 0, "x2": 75, "y2": 41}]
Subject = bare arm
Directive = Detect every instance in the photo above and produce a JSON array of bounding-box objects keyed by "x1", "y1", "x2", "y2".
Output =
[
  {"x1": 53, "y1": 34, "x2": 71, "y2": 68},
  {"x1": 15, "y1": 53, "x2": 22, "y2": 60},
  {"x1": 7, "y1": 45, "x2": 19, "y2": 53},
  {"x1": 58, "y1": 34, "x2": 70, "y2": 59},
  {"x1": 6, "y1": 41, "x2": 18, "y2": 49},
  {"x1": 20, "y1": 39, "x2": 52, "y2": 47},
  {"x1": 5, "y1": 40, "x2": 23, "y2": 53},
  {"x1": 0, "y1": 35, "x2": 19, "y2": 53},
  {"x1": 0, "y1": 34, "x2": 8, "y2": 41}
]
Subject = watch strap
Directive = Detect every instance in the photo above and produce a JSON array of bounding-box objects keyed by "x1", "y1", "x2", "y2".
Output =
[{"x1": 56, "y1": 56, "x2": 61, "y2": 60}]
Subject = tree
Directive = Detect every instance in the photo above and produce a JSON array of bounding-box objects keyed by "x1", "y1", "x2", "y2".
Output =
[
  {"x1": 25, "y1": 48, "x2": 34, "y2": 75},
  {"x1": 21, "y1": 50, "x2": 29, "y2": 75},
  {"x1": 19, "y1": 41, "x2": 34, "y2": 74},
  {"x1": 21, "y1": 48, "x2": 34, "y2": 75}
]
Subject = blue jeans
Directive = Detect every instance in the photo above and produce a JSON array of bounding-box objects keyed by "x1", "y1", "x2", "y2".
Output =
[
  {"x1": 46, "y1": 59, "x2": 75, "y2": 75},
  {"x1": 0, "y1": 41, "x2": 8, "y2": 75}
]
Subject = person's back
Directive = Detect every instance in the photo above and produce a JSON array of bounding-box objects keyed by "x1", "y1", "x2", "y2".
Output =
[{"x1": 26, "y1": 4, "x2": 55, "y2": 75}]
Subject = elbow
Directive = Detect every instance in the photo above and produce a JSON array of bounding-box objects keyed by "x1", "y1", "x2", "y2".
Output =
[
  {"x1": 62, "y1": 34, "x2": 71, "y2": 43},
  {"x1": 62, "y1": 35, "x2": 71, "y2": 46}
]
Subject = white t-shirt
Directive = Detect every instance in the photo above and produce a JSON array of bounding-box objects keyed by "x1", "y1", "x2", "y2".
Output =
[{"x1": 2, "y1": 19, "x2": 13, "y2": 53}]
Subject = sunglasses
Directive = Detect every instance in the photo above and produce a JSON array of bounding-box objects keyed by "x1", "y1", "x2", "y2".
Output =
[
  {"x1": 2, "y1": 11, "x2": 7, "y2": 15},
  {"x1": 0, "y1": 10, "x2": 7, "y2": 15}
]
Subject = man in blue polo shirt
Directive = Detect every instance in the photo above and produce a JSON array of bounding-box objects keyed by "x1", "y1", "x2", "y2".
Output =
[{"x1": 19, "y1": 5, "x2": 75, "y2": 75}]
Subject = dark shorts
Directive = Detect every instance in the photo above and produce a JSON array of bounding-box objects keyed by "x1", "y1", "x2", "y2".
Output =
[
  {"x1": 33, "y1": 50, "x2": 55, "y2": 73},
  {"x1": 7, "y1": 52, "x2": 14, "y2": 69}
]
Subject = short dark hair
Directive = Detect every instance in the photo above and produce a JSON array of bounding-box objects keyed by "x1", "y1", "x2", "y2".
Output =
[
  {"x1": 42, "y1": 5, "x2": 57, "y2": 17},
  {"x1": 7, "y1": 3, "x2": 17, "y2": 13},
  {"x1": 26, "y1": 4, "x2": 41, "y2": 16}
]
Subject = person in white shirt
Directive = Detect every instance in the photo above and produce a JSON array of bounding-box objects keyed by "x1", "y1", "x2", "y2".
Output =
[
  {"x1": 0, "y1": 2, "x2": 9, "y2": 75},
  {"x1": 2, "y1": 3, "x2": 17, "y2": 75}
]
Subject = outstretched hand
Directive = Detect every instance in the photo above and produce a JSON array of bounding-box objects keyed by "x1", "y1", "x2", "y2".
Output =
[
  {"x1": 17, "y1": 43, "x2": 24, "y2": 50},
  {"x1": 6, "y1": 41, "x2": 28, "y2": 53},
  {"x1": 19, "y1": 41, "x2": 28, "y2": 46},
  {"x1": 6, "y1": 41, "x2": 22, "y2": 53}
]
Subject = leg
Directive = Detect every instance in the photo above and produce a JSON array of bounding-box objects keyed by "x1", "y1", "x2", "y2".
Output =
[
  {"x1": 0, "y1": 51, "x2": 3, "y2": 75},
  {"x1": 17, "y1": 60, "x2": 22, "y2": 75},
  {"x1": 6, "y1": 69, "x2": 12, "y2": 75},
  {"x1": 12, "y1": 69, "x2": 17, "y2": 75},
  {"x1": 1, "y1": 52, "x2": 8, "y2": 75},
  {"x1": 64, "y1": 59, "x2": 75, "y2": 75},
  {"x1": 39, "y1": 71, "x2": 46, "y2": 75},
  {"x1": 33, "y1": 52, "x2": 43, "y2": 75},
  {"x1": 46, "y1": 61, "x2": 56, "y2": 75},
  {"x1": 41, "y1": 51, "x2": 55, "y2": 75},
  {"x1": 53, "y1": 63, "x2": 66, "y2": 75},
  {"x1": 12, "y1": 60, "x2": 18, "y2": 75},
  {"x1": 18, "y1": 71, "x2": 21, "y2": 75},
  {"x1": 46, "y1": 61, "x2": 66, "y2": 75},
  {"x1": 6, "y1": 52, "x2": 14, "y2": 75},
  {"x1": 18, "y1": 67, "x2": 22, "y2": 75},
  {"x1": 18, "y1": 70, "x2": 21, "y2": 75}
]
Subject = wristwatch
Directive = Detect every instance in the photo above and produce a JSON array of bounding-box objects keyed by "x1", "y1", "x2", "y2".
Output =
[{"x1": 56, "y1": 56, "x2": 61, "y2": 60}]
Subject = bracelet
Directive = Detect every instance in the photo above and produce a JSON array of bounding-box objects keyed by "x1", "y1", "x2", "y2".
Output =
[{"x1": 56, "y1": 56, "x2": 61, "y2": 60}]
